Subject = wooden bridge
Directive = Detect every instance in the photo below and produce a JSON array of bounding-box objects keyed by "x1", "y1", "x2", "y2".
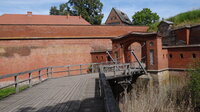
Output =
[{"x1": 0, "y1": 62, "x2": 146, "y2": 112}]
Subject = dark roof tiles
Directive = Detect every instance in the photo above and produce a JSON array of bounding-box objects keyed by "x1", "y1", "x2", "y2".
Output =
[{"x1": 113, "y1": 8, "x2": 132, "y2": 25}]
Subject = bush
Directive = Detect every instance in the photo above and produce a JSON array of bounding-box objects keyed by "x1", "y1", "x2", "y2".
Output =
[
  {"x1": 147, "y1": 21, "x2": 160, "y2": 32},
  {"x1": 119, "y1": 76, "x2": 193, "y2": 112},
  {"x1": 189, "y1": 62, "x2": 200, "y2": 108}
]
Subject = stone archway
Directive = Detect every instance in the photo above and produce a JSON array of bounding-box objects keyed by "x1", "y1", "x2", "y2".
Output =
[
  {"x1": 112, "y1": 32, "x2": 161, "y2": 70},
  {"x1": 124, "y1": 41, "x2": 144, "y2": 63}
]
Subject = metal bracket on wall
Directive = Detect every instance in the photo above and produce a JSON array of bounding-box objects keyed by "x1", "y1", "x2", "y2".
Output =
[
  {"x1": 131, "y1": 50, "x2": 148, "y2": 74},
  {"x1": 106, "y1": 51, "x2": 117, "y2": 64}
]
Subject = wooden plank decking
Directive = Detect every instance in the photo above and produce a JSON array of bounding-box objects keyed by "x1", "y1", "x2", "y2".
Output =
[{"x1": 0, "y1": 73, "x2": 105, "y2": 112}]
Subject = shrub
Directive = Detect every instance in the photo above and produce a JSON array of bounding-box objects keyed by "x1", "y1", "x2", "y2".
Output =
[
  {"x1": 119, "y1": 76, "x2": 193, "y2": 112},
  {"x1": 189, "y1": 62, "x2": 200, "y2": 109}
]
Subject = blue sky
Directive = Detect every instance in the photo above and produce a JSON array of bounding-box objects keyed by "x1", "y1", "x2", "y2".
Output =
[{"x1": 0, "y1": 0, "x2": 199, "y2": 23}]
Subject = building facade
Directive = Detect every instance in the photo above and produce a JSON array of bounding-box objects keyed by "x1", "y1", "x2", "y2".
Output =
[{"x1": 0, "y1": 10, "x2": 200, "y2": 77}]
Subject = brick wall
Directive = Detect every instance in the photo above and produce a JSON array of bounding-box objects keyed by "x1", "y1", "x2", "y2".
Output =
[
  {"x1": 190, "y1": 25, "x2": 200, "y2": 44},
  {"x1": 0, "y1": 25, "x2": 148, "y2": 38},
  {"x1": 0, "y1": 39, "x2": 112, "y2": 76},
  {"x1": 167, "y1": 47, "x2": 200, "y2": 68},
  {"x1": 91, "y1": 52, "x2": 108, "y2": 63},
  {"x1": 174, "y1": 28, "x2": 190, "y2": 45}
]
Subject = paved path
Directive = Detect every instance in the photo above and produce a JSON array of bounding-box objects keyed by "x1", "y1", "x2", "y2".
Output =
[{"x1": 0, "y1": 73, "x2": 105, "y2": 112}]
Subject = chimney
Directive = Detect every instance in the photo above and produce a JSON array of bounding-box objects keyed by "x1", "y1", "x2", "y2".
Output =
[
  {"x1": 66, "y1": 14, "x2": 70, "y2": 19},
  {"x1": 27, "y1": 11, "x2": 32, "y2": 16},
  {"x1": 79, "y1": 14, "x2": 81, "y2": 19}
]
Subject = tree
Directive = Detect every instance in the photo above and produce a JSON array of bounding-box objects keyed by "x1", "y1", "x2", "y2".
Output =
[
  {"x1": 49, "y1": 0, "x2": 104, "y2": 25},
  {"x1": 132, "y1": 8, "x2": 160, "y2": 26},
  {"x1": 50, "y1": 6, "x2": 59, "y2": 15}
]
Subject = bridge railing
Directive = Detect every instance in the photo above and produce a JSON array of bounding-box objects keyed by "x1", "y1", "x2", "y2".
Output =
[
  {"x1": 99, "y1": 72, "x2": 121, "y2": 112},
  {"x1": 100, "y1": 63, "x2": 133, "y2": 77},
  {"x1": 98, "y1": 63, "x2": 135, "y2": 112},
  {"x1": 0, "y1": 63, "x2": 101, "y2": 93}
]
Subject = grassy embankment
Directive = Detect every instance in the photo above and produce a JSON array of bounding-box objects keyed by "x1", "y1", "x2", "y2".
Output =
[
  {"x1": 0, "y1": 85, "x2": 29, "y2": 100},
  {"x1": 120, "y1": 76, "x2": 193, "y2": 112},
  {"x1": 119, "y1": 62, "x2": 200, "y2": 112},
  {"x1": 148, "y1": 8, "x2": 200, "y2": 32}
]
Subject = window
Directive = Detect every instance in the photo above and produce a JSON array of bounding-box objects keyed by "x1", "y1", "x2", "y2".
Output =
[
  {"x1": 150, "y1": 50, "x2": 154, "y2": 65},
  {"x1": 180, "y1": 54, "x2": 183, "y2": 58},
  {"x1": 193, "y1": 53, "x2": 196, "y2": 58},
  {"x1": 115, "y1": 52, "x2": 119, "y2": 59},
  {"x1": 163, "y1": 54, "x2": 165, "y2": 59},
  {"x1": 150, "y1": 42, "x2": 154, "y2": 46},
  {"x1": 169, "y1": 54, "x2": 172, "y2": 58},
  {"x1": 107, "y1": 56, "x2": 111, "y2": 61},
  {"x1": 121, "y1": 12, "x2": 125, "y2": 15},
  {"x1": 96, "y1": 56, "x2": 98, "y2": 60},
  {"x1": 101, "y1": 56, "x2": 103, "y2": 60}
]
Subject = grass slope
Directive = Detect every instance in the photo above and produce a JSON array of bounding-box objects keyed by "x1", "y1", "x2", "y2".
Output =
[
  {"x1": 0, "y1": 85, "x2": 28, "y2": 100},
  {"x1": 148, "y1": 8, "x2": 200, "y2": 32}
]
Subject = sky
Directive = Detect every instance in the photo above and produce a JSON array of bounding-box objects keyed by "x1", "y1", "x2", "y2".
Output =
[{"x1": 0, "y1": 0, "x2": 199, "y2": 23}]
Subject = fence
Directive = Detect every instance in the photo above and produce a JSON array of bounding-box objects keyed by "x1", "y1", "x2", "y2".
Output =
[
  {"x1": 99, "y1": 72, "x2": 121, "y2": 112},
  {"x1": 0, "y1": 63, "x2": 100, "y2": 93}
]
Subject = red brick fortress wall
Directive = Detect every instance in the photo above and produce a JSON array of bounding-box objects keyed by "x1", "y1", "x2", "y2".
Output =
[
  {"x1": 0, "y1": 25, "x2": 148, "y2": 38},
  {"x1": 166, "y1": 46, "x2": 200, "y2": 69},
  {"x1": 0, "y1": 39, "x2": 112, "y2": 75}
]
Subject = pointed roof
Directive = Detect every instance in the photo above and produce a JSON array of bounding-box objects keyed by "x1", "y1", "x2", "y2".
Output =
[
  {"x1": 113, "y1": 8, "x2": 132, "y2": 25},
  {"x1": 0, "y1": 12, "x2": 90, "y2": 25}
]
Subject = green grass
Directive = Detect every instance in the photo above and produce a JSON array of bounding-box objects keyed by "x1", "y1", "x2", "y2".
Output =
[
  {"x1": 148, "y1": 8, "x2": 200, "y2": 32},
  {"x1": 167, "y1": 9, "x2": 200, "y2": 26},
  {"x1": 0, "y1": 85, "x2": 29, "y2": 100}
]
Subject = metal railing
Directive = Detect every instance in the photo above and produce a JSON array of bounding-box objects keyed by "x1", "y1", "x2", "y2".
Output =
[
  {"x1": 98, "y1": 63, "x2": 146, "y2": 112},
  {"x1": 0, "y1": 63, "x2": 100, "y2": 93}
]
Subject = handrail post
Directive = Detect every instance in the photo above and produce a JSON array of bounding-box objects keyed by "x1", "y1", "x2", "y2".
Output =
[
  {"x1": 68, "y1": 66, "x2": 70, "y2": 76},
  {"x1": 50, "y1": 67, "x2": 53, "y2": 78},
  {"x1": 114, "y1": 65, "x2": 116, "y2": 77},
  {"x1": 15, "y1": 75, "x2": 19, "y2": 93},
  {"x1": 47, "y1": 68, "x2": 50, "y2": 79},
  {"x1": 128, "y1": 64, "x2": 131, "y2": 75},
  {"x1": 80, "y1": 65, "x2": 82, "y2": 75},
  {"x1": 39, "y1": 70, "x2": 42, "y2": 82},
  {"x1": 92, "y1": 64, "x2": 94, "y2": 73},
  {"x1": 29, "y1": 72, "x2": 32, "y2": 88}
]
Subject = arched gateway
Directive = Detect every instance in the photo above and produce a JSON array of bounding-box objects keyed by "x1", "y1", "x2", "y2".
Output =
[{"x1": 112, "y1": 32, "x2": 163, "y2": 70}]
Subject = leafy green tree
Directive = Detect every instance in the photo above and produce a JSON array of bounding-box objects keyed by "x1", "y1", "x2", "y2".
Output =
[
  {"x1": 132, "y1": 8, "x2": 160, "y2": 26},
  {"x1": 50, "y1": 6, "x2": 59, "y2": 15},
  {"x1": 49, "y1": 0, "x2": 104, "y2": 25}
]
